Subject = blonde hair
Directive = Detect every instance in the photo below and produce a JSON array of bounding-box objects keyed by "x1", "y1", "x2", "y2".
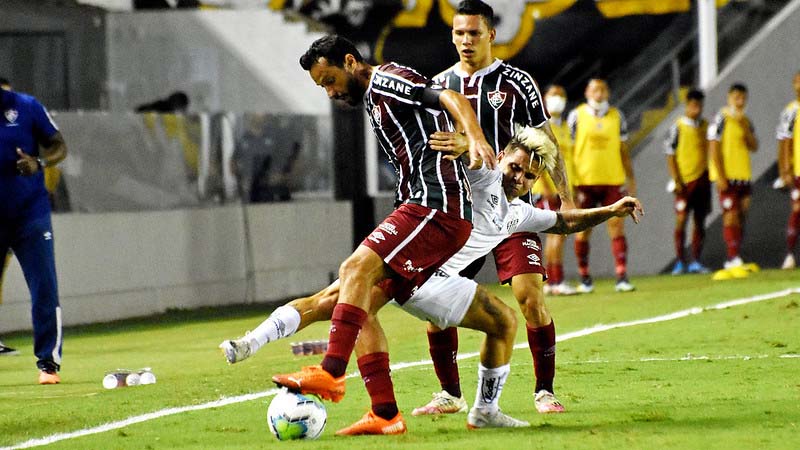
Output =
[{"x1": 508, "y1": 124, "x2": 557, "y2": 174}]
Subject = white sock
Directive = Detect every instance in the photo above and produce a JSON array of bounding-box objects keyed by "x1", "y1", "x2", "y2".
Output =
[
  {"x1": 248, "y1": 305, "x2": 301, "y2": 351},
  {"x1": 473, "y1": 363, "x2": 510, "y2": 413}
]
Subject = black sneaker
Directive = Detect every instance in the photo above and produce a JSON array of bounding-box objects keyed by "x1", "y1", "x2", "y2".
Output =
[{"x1": 0, "y1": 343, "x2": 19, "y2": 356}]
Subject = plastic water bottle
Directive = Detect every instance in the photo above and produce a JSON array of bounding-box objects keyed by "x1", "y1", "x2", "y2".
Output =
[{"x1": 102, "y1": 368, "x2": 156, "y2": 389}]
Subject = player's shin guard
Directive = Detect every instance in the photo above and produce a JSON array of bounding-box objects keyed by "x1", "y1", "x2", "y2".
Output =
[
  {"x1": 358, "y1": 352, "x2": 398, "y2": 420},
  {"x1": 611, "y1": 236, "x2": 628, "y2": 277},
  {"x1": 527, "y1": 321, "x2": 556, "y2": 394},
  {"x1": 428, "y1": 327, "x2": 461, "y2": 398},
  {"x1": 723, "y1": 224, "x2": 742, "y2": 259},
  {"x1": 574, "y1": 240, "x2": 590, "y2": 277},
  {"x1": 321, "y1": 304, "x2": 367, "y2": 377},
  {"x1": 473, "y1": 363, "x2": 510, "y2": 413}
]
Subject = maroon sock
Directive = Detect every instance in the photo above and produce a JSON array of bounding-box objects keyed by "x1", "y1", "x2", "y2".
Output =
[
  {"x1": 674, "y1": 226, "x2": 686, "y2": 262},
  {"x1": 428, "y1": 327, "x2": 461, "y2": 398},
  {"x1": 611, "y1": 236, "x2": 628, "y2": 277},
  {"x1": 527, "y1": 320, "x2": 556, "y2": 394},
  {"x1": 788, "y1": 210, "x2": 800, "y2": 251},
  {"x1": 321, "y1": 303, "x2": 367, "y2": 378},
  {"x1": 551, "y1": 263, "x2": 564, "y2": 285},
  {"x1": 691, "y1": 225, "x2": 706, "y2": 261},
  {"x1": 722, "y1": 224, "x2": 742, "y2": 259},
  {"x1": 358, "y1": 352, "x2": 398, "y2": 420},
  {"x1": 575, "y1": 240, "x2": 590, "y2": 277}
]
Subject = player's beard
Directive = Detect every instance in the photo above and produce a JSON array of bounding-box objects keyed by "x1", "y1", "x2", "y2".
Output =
[{"x1": 343, "y1": 76, "x2": 366, "y2": 106}]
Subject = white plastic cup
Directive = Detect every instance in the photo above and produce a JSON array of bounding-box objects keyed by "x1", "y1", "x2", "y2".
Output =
[{"x1": 139, "y1": 371, "x2": 157, "y2": 385}]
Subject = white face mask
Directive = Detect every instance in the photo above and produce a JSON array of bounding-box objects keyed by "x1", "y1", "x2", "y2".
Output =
[
  {"x1": 545, "y1": 95, "x2": 566, "y2": 114},
  {"x1": 587, "y1": 99, "x2": 609, "y2": 111}
]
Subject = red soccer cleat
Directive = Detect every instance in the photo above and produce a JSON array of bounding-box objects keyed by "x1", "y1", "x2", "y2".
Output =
[{"x1": 272, "y1": 365, "x2": 345, "y2": 402}]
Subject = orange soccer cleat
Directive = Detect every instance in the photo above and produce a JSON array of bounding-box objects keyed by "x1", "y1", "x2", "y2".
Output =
[
  {"x1": 272, "y1": 365, "x2": 345, "y2": 402},
  {"x1": 335, "y1": 410, "x2": 407, "y2": 436},
  {"x1": 38, "y1": 370, "x2": 61, "y2": 385}
]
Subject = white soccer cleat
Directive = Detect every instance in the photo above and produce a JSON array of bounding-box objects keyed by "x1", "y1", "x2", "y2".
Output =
[
  {"x1": 467, "y1": 407, "x2": 529, "y2": 429},
  {"x1": 576, "y1": 277, "x2": 594, "y2": 294},
  {"x1": 782, "y1": 254, "x2": 796, "y2": 270},
  {"x1": 534, "y1": 390, "x2": 566, "y2": 414},
  {"x1": 219, "y1": 337, "x2": 253, "y2": 364},
  {"x1": 412, "y1": 390, "x2": 468, "y2": 416},
  {"x1": 615, "y1": 279, "x2": 635, "y2": 292},
  {"x1": 723, "y1": 256, "x2": 744, "y2": 269},
  {"x1": 550, "y1": 282, "x2": 578, "y2": 296}
]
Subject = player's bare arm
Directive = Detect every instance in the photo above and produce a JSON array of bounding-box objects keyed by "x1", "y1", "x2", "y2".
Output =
[
  {"x1": 438, "y1": 89, "x2": 496, "y2": 169},
  {"x1": 666, "y1": 154, "x2": 685, "y2": 193},
  {"x1": 621, "y1": 141, "x2": 637, "y2": 196},
  {"x1": 545, "y1": 196, "x2": 644, "y2": 235},
  {"x1": 742, "y1": 117, "x2": 758, "y2": 152},
  {"x1": 540, "y1": 122, "x2": 574, "y2": 209},
  {"x1": 15, "y1": 131, "x2": 67, "y2": 176}
]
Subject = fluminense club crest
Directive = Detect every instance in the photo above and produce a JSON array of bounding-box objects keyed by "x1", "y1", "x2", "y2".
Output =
[
  {"x1": 372, "y1": 104, "x2": 381, "y2": 126},
  {"x1": 5, "y1": 109, "x2": 18, "y2": 124},
  {"x1": 487, "y1": 90, "x2": 507, "y2": 110}
]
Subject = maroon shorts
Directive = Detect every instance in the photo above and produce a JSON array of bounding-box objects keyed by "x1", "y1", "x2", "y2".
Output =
[
  {"x1": 492, "y1": 232, "x2": 546, "y2": 284},
  {"x1": 674, "y1": 172, "x2": 711, "y2": 215},
  {"x1": 362, "y1": 203, "x2": 472, "y2": 303},
  {"x1": 575, "y1": 185, "x2": 626, "y2": 209},
  {"x1": 719, "y1": 180, "x2": 752, "y2": 212},
  {"x1": 535, "y1": 195, "x2": 561, "y2": 211}
]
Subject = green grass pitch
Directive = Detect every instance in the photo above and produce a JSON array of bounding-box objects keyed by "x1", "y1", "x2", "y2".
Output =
[{"x1": 1, "y1": 270, "x2": 798, "y2": 449}]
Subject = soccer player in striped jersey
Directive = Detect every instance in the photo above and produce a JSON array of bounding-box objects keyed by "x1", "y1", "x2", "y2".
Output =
[
  {"x1": 413, "y1": 0, "x2": 574, "y2": 416},
  {"x1": 776, "y1": 71, "x2": 800, "y2": 270},
  {"x1": 568, "y1": 77, "x2": 637, "y2": 293},
  {"x1": 271, "y1": 34, "x2": 495, "y2": 429},
  {"x1": 708, "y1": 83, "x2": 758, "y2": 271},
  {"x1": 664, "y1": 88, "x2": 711, "y2": 275}
]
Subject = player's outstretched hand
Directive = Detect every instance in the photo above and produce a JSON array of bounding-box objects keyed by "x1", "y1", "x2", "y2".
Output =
[
  {"x1": 429, "y1": 131, "x2": 468, "y2": 160},
  {"x1": 610, "y1": 196, "x2": 644, "y2": 224}
]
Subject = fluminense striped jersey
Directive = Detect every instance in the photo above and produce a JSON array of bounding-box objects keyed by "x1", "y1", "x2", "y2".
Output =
[
  {"x1": 433, "y1": 58, "x2": 549, "y2": 203},
  {"x1": 365, "y1": 62, "x2": 472, "y2": 221}
]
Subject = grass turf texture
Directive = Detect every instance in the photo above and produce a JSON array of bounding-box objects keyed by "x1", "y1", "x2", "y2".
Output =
[{"x1": 1, "y1": 270, "x2": 798, "y2": 449}]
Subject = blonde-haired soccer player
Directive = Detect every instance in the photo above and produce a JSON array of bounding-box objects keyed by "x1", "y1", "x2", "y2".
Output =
[
  {"x1": 708, "y1": 83, "x2": 758, "y2": 270},
  {"x1": 532, "y1": 84, "x2": 577, "y2": 295},
  {"x1": 567, "y1": 78, "x2": 637, "y2": 292},
  {"x1": 665, "y1": 88, "x2": 711, "y2": 274},
  {"x1": 776, "y1": 71, "x2": 800, "y2": 270}
]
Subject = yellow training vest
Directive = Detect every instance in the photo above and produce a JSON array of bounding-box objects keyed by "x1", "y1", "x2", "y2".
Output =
[
  {"x1": 709, "y1": 108, "x2": 752, "y2": 181},
  {"x1": 673, "y1": 117, "x2": 708, "y2": 184},
  {"x1": 573, "y1": 104, "x2": 625, "y2": 186},
  {"x1": 788, "y1": 101, "x2": 800, "y2": 177},
  {"x1": 531, "y1": 118, "x2": 573, "y2": 195}
]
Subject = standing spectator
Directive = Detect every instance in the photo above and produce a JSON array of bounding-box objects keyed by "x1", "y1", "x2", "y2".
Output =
[
  {"x1": 533, "y1": 84, "x2": 577, "y2": 295},
  {"x1": 665, "y1": 88, "x2": 711, "y2": 274},
  {"x1": 776, "y1": 71, "x2": 800, "y2": 270},
  {"x1": 568, "y1": 78, "x2": 637, "y2": 292},
  {"x1": 708, "y1": 83, "x2": 758, "y2": 271},
  {"x1": 0, "y1": 84, "x2": 67, "y2": 383},
  {"x1": 0, "y1": 77, "x2": 15, "y2": 355}
]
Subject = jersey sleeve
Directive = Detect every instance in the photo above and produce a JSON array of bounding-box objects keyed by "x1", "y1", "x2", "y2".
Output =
[
  {"x1": 567, "y1": 108, "x2": 579, "y2": 139},
  {"x1": 30, "y1": 98, "x2": 59, "y2": 142},
  {"x1": 664, "y1": 122, "x2": 679, "y2": 155},
  {"x1": 707, "y1": 112, "x2": 725, "y2": 142},
  {"x1": 618, "y1": 109, "x2": 629, "y2": 142},
  {"x1": 509, "y1": 201, "x2": 558, "y2": 234},
  {"x1": 513, "y1": 69, "x2": 549, "y2": 128},
  {"x1": 776, "y1": 104, "x2": 797, "y2": 140}
]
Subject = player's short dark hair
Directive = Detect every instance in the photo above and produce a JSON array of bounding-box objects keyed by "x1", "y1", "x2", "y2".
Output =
[
  {"x1": 299, "y1": 35, "x2": 363, "y2": 71},
  {"x1": 0, "y1": 77, "x2": 9, "y2": 86},
  {"x1": 729, "y1": 82, "x2": 748, "y2": 94},
  {"x1": 456, "y1": 0, "x2": 495, "y2": 28},
  {"x1": 686, "y1": 88, "x2": 705, "y2": 102}
]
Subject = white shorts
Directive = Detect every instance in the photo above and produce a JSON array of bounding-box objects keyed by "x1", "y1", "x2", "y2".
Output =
[{"x1": 392, "y1": 271, "x2": 477, "y2": 329}]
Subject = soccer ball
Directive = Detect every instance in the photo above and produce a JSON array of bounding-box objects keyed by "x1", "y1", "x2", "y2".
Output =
[{"x1": 267, "y1": 389, "x2": 327, "y2": 440}]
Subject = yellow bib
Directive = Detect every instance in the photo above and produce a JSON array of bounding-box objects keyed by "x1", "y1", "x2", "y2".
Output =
[
  {"x1": 673, "y1": 117, "x2": 708, "y2": 183},
  {"x1": 573, "y1": 104, "x2": 625, "y2": 186},
  {"x1": 709, "y1": 108, "x2": 752, "y2": 181},
  {"x1": 532, "y1": 118, "x2": 572, "y2": 195}
]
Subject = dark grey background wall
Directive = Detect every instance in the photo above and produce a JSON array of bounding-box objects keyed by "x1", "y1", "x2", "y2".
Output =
[{"x1": 0, "y1": 0, "x2": 106, "y2": 109}]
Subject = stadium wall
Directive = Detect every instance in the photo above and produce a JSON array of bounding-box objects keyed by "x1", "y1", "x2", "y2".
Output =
[{"x1": 0, "y1": 201, "x2": 352, "y2": 333}]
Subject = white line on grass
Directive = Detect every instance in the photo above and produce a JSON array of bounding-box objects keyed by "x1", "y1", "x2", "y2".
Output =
[{"x1": 5, "y1": 287, "x2": 799, "y2": 449}]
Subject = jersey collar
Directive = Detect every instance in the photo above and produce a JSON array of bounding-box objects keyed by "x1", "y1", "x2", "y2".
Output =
[{"x1": 452, "y1": 58, "x2": 503, "y2": 80}]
